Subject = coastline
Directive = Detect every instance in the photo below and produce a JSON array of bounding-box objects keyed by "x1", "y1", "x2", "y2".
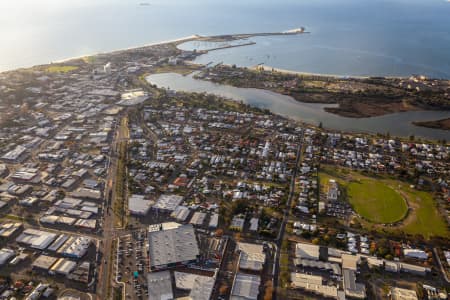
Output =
[
  {"x1": 0, "y1": 32, "x2": 433, "y2": 81},
  {"x1": 53, "y1": 35, "x2": 200, "y2": 64},
  {"x1": 252, "y1": 65, "x2": 410, "y2": 80}
]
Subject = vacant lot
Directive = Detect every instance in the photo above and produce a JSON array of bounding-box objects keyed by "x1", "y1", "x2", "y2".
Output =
[{"x1": 347, "y1": 179, "x2": 407, "y2": 224}]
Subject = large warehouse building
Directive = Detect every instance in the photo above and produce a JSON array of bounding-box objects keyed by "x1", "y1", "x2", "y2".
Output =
[{"x1": 148, "y1": 223, "x2": 199, "y2": 270}]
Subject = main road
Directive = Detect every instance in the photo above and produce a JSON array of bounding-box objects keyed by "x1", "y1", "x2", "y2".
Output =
[
  {"x1": 96, "y1": 114, "x2": 129, "y2": 300},
  {"x1": 273, "y1": 130, "x2": 304, "y2": 300}
]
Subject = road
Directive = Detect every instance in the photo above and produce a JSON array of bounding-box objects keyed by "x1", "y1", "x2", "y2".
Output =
[
  {"x1": 273, "y1": 130, "x2": 304, "y2": 300},
  {"x1": 96, "y1": 115, "x2": 129, "y2": 300}
]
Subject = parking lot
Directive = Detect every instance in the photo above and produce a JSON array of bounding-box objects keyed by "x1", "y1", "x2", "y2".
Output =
[{"x1": 116, "y1": 229, "x2": 148, "y2": 299}]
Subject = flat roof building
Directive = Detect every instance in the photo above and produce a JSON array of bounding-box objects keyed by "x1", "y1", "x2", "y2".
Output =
[
  {"x1": 128, "y1": 194, "x2": 152, "y2": 215},
  {"x1": 148, "y1": 224, "x2": 199, "y2": 270},
  {"x1": 50, "y1": 258, "x2": 77, "y2": 276},
  {"x1": 174, "y1": 271, "x2": 215, "y2": 300},
  {"x1": 208, "y1": 213, "x2": 219, "y2": 229},
  {"x1": 249, "y1": 218, "x2": 259, "y2": 232},
  {"x1": 57, "y1": 236, "x2": 92, "y2": 259},
  {"x1": 391, "y1": 287, "x2": 418, "y2": 300},
  {"x1": 290, "y1": 272, "x2": 338, "y2": 299},
  {"x1": 237, "y1": 242, "x2": 266, "y2": 271},
  {"x1": 16, "y1": 229, "x2": 57, "y2": 250},
  {"x1": 403, "y1": 248, "x2": 428, "y2": 260},
  {"x1": 189, "y1": 212, "x2": 206, "y2": 226},
  {"x1": 147, "y1": 271, "x2": 173, "y2": 300},
  {"x1": 295, "y1": 243, "x2": 320, "y2": 261},
  {"x1": 153, "y1": 194, "x2": 184, "y2": 212},
  {"x1": 231, "y1": 273, "x2": 260, "y2": 300},
  {"x1": 343, "y1": 269, "x2": 366, "y2": 299},
  {"x1": 0, "y1": 248, "x2": 15, "y2": 265},
  {"x1": 0, "y1": 222, "x2": 22, "y2": 239},
  {"x1": 32, "y1": 255, "x2": 58, "y2": 271},
  {"x1": 170, "y1": 206, "x2": 190, "y2": 222},
  {"x1": 341, "y1": 253, "x2": 360, "y2": 271},
  {"x1": 230, "y1": 216, "x2": 245, "y2": 232}
]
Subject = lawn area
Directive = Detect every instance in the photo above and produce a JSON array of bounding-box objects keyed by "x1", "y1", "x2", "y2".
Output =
[
  {"x1": 319, "y1": 165, "x2": 448, "y2": 239},
  {"x1": 153, "y1": 64, "x2": 199, "y2": 75},
  {"x1": 392, "y1": 182, "x2": 448, "y2": 238},
  {"x1": 347, "y1": 179, "x2": 407, "y2": 224},
  {"x1": 45, "y1": 65, "x2": 79, "y2": 73}
]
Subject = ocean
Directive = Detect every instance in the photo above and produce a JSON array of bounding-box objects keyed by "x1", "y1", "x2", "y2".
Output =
[{"x1": 1, "y1": 0, "x2": 450, "y2": 78}]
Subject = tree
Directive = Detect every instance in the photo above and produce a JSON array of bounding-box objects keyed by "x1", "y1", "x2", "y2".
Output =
[
  {"x1": 234, "y1": 232, "x2": 242, "y2": 242},
  {"x1": 264, "y1": 281, "x2": 273, "y2": 300},
  {"x1": 219, "y1": 284, "x2": 229, "y2": 295}
]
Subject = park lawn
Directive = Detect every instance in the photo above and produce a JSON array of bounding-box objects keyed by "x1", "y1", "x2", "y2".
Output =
[
  {"x1": 347, "y1": 179, "x2": 407, "y2": 224},
  {"x1": 319, "y1": 165, "x2": 449, "y2": 239},
  {"x1": 45, "y1": 65, "x2": 79, "y2": 73},
  {"x1": 392, "y1": 183, "x2": 448, "y2": 238}
]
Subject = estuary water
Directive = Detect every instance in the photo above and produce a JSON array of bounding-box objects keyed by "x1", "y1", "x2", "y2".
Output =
[
  {"x1": 147, "y1": 73, "x2": 450, "y2": 140},
  {"x1": 1, "y1": 0, "x2": 450, "y2": 78}
]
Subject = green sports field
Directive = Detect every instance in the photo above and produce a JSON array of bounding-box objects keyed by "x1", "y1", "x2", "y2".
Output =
[
  {"x1": 347, "y1": 180, "x2": 407, "y2": 224},
  {"x1": 319, "y1": 166, "x2": 449, "y2": 239}
]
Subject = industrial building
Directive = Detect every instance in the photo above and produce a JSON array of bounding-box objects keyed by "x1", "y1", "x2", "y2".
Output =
[
  {"x1": 171, "y1": 206, "x2": 191, "y2": 222},
  {"x1": 147, "y1": 271, "x2": 173, "y2": 300},
  {"x1": 208, "y1": 213, "x2": 219, "y2": 229},
  {"x1": 0, "y1": 248, "x2": 15, "y2": 265},
  {"x1": 189, "y1": 212, "x2": 206, "y2": 226},
  {"x1": 148, "y1": 224, "x2": 199, "y2": 270},
  {"x1": 128, "y1": 194, "x2": 152, "y2": 215},
  {"x1": 1, "y1": 145, "x2": 28, "y2": 163},
  {"x1": 32, "y1": 255, "x2": 58, "y2": 271},
  {"x1": 49, "y1": 258, "x2": 77, "y2": 276},
  {"x1": 343, "y1": 269, "x2": 366, "y2": 299},
  {"x1": 230, "y1": 273, "x2": 261, "y2": 300},
  {"x1": 174, "y1": 271, "x2": 215, "y2": 300},
  {"x1": 236, "y1": 242, "x2": 266, "y2": 271},
  {"x1": 57, "y1": 236, "x2": 92, "y2": 259},
  {"x1": 230, "y1": 216, "x2": 245, "y2": 231},
  {"x1": 0, "y1": 222, "x2": 22, "y2": 239},
  {"x1": 390, "y1": 287, "x2": 418, "y2": 300},
  {"x1": 153, "y1": 194, "x2": 184, "y2": 212},
  {"x1": 290, "y1": 272, "x2": 339, "y2": 299},
  {"x1": 295, "y1": 242, "x2": 320, "y2": 261},
  {"x1": 16, "y1": 229, "x2": 57, "y2": 250},
  {"x1": 403, "y1": 248, "x2": 428, "y2": 260}
]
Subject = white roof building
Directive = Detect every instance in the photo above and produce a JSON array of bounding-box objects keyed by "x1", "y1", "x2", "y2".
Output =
[
  {"x1": 391, "y1": 287, "x2": 418, "y2": 300},
  {"x1": 0, "y1": 248, "x2": 15, "y2": 265},
  {"x1": 295, "y1": 243, "x2": 320, "y2": 261},
  {"x1": 403, "y1": 248, "x2": 428, "y2": 260},
  {"x1": 153, "y1": 194, "x2": 184, "y2": 212},
  {"x1": 208, "y1": 213, "x2": 219, "y2": 229},
  {"x1": 174, "y1": 271, "x2": 215, "y2": 300},
  {"x1": 249, "y1": 218, "x2": 259, "y2": 232},
  {"x1": 16, "y1": 229, "x2": 57, "y2": 250},
  {"x1": 147, "y1": 271, "x2": 173, "y2": 300},
  {"x1": 128, "y1": 194, "x2": 152, "y2": 215},
  {"x1": 290, "y1": 273, "x2": 338, "y2": 299},
  {"x1": 237, "y1": 242, "x2": 266, "y2": 271},
  {"x1": 58, "y1": 236, "x2": 92, "y2": 259},
  {"x1": 189, "y1": 212, "x2": 206, "y2": 226},
  {"x1": 50, "y1": 258, "x2": 77, "y2": 276},
  {"x1": 231, "y1": 273, "x2": 260, "y2": 300},
  {"x1": 171, "y1": 206, "x2": 190, "y2": 222}
]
